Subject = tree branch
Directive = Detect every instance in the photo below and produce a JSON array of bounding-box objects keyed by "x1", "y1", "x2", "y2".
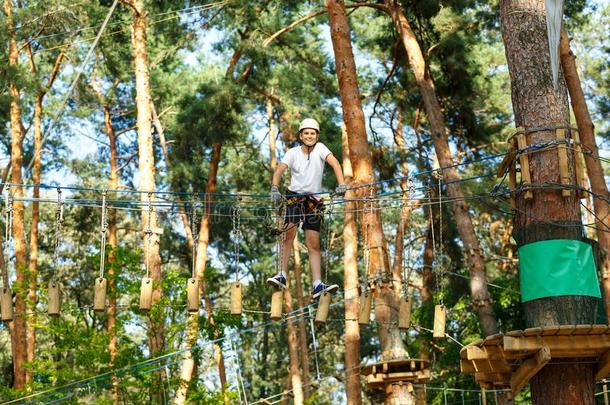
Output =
[{"x1": 263, "y1": 3, "x2": 388, "y2": 47}]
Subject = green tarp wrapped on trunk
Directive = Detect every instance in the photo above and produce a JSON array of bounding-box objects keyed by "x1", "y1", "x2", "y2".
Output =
[{"x1": 519, "y1": 239, "x2": 601, "y2": 302}]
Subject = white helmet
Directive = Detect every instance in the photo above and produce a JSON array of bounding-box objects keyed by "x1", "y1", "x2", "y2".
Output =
[{"x1": 298, "y1": 118, "x2": 320, "y2": 133}]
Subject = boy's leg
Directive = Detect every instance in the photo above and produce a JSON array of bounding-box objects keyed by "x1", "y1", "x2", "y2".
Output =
[
  {"x1": 280, "y1": 224, "x2": 298, "y2": 275},
  {"x1": 304, "y1": 229, "x2": 322, "y2": 282}
]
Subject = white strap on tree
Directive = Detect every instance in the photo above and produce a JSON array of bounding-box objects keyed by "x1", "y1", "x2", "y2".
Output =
[{"x1": 546, "y1": 0, "x2": 564, "y2": 89}]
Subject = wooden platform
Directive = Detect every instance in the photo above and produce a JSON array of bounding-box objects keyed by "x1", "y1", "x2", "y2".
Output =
[
  {"x1": 460, "y1": 324, "x2": 610, "y2": 394},
  {"x1": 361, "y1": 358, "x2": 430, "y2": 391}
]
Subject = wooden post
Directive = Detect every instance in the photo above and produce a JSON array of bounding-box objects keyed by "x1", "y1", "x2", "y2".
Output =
[
  {"x1": 433, "y1": 304, "x2": 446, "y2": 338},
  {"x1": 556, "y1": 128, "x2": 572, "y2": 197},
  {"x1": 358, "y1": 288, "x2": 372, "y2": 325},
  {"x1": 94, "y1": 277, "x2": 107, "y2": 312},
  {"x1": 516, "y1": 129, "x2": 533, "y2": 200},
  {"x1": 270, "y1": 287, "x2": 283, "y2": 321},
  {"x1": 1, "y1": 287, "x2": 13, "y2": 321},
  {"x1": 315, "y1": 292, "x2": 331, "y2": 324},
  {"x1": 230, "y1": 282, "x2": 242, "y2": 315},
  {"x1": 48, "y1": 281, "x2": 60, "y2": 316},
  {"x1": 186, "y1": 278, "x2": 199, "y2": 313},
  {"x1": 139, "y1": 277, "x2": 153, "y2": 311},
  {"x1": 398, "y1": 295, "x2": 413, "y2": 330},
  {"x1": 571, "y1": 129, "x2": 588, "y2": 198}
]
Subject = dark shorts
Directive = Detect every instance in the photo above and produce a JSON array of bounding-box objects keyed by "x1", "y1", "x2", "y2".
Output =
[{"x1": 285, "y1": 191, "x2": 324, "y2": 232}]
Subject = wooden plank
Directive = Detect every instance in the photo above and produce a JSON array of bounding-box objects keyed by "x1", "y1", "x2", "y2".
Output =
[
  {"x1": 573, "y1": 324, "x2": 594, "y2": 335},
  {"x1": 590, "y1": 325, "x2": 610, "y2": 335},
  {"x1": 510, "y1": 346, "x2": 551, "y2": 394},
  {"x1": 472, "y1": 359, "x2": 494, "y2": 373},
  {"x1": 433, "y1": 304, "x2": 446, "y2": 338},
  {"x1": 556, "y1": 128, "x2": 572, "y2": 197},
  {"x1": 503, "y1": 334, "x2": 610, "y2": 359},
  {"x1": 556, "y1": 325, "x2": 577, "y2": 335},
  {"x1": 483, "y1": 334, "x2": 503, "y2": 345},
  {"x1": 540, "y1": 326, "x2": 561, "y2": 336},
  {"x1": 475, "y1": 372, "x2": 510, "y2": 385},
  {"x1": 596, "y1": 351, "x2": 610, "y2": 381},
  {"x1": 572, "y1": 130, "x2": 589, "y2": 198},
  {"x1": 506, "y1": 330, "x2": 524, "y2": 337},
  {"x1": 466, "y1": 346, "x2": 489, "y2": 361},
  {"x1": 523, "y1": 327, "x2": 544, "y2": 337},
  {"x1": 461, "y1": 360, "x2": 476, "y2": 373},
  {"x1": 497, "y1": 147, "x2": 517, "y2": 178},
  {"x1": 516, "y1": 131, "x2": 533, "y2": 200}
]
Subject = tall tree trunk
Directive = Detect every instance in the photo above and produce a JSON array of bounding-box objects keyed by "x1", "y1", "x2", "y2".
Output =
[
  {"x1": 292, "y1": 236, "x2": 311, "y2": 400},
  {"x1": 560, "y1": 29, "x2": 610, "y2": 321},
  {"x1": 105, "y1": 104, "x2": 120, "y2": 405},
  {"x1": 197, "y1": 143, "x2": 228, "y2": 390},
  {"x1": 267, "y1": 98, "x2": 278, "y2": 172},
  {"x1": 25, "y1": 93, "x2": 42, "y2": 385},
  {"x1": 24, "y1": 47, "x2": 63, "y2": 385},
  {"x1": 124, "y1": 1, "x2": 165, "y2": 401},
  {"x1": 500, "y1": 1, "x2": 595, "y2": 403},
  {"x1": 392, "y1": 109, "x2": 412, "y2": 284},
  {"x1": 342, "y1": 125, "x2": 362, "y2": 405},
  {"x1": 325, "y1": 1, "x2": 409, "y2": 403},
  {"x1": 385, "y1": 0, "x2": 498, "y2": 337},
  {"x1": 4, "y1": 0, "x2": 28, "y2": 389},
  {"x1": 284, "y1": 273, "x2": 304, "y2": 404}
]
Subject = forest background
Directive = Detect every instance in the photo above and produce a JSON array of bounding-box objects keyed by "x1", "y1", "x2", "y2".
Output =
[{"x1": 0, "y1": 0, "x2": 609, "y2": 403}]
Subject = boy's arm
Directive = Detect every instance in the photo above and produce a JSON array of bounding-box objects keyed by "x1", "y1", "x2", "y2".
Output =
[
  {"x1": 325, "y1": 154, "x2": 346, "y2": 185},
  {"x1": 272, "y1": 162, "x2": 289, "y2": 188}
]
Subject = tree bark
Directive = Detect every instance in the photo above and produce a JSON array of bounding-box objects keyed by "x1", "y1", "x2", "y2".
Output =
[
  {"x1": 4, "y1": 0, "x2": 28, "y2": 389},
  {"x1": 24, "y1": 46, "x2": 64, "y2": 385},
  {"x1": 560, "y1": 29, "x2": 610, "y2": 321},
  {"x1": 385, "y1": 0, "x2": 498, "y2": 337},
  {"x1": 284, "y1": 273, "x2": 304, "y2": 404},
  {"x1": 25, "y1": 93, "x2": 42, "y2": 385},
  {"x1": 342, "y1": 125, "x2": 362, "y2": 405},
  {"x1": 500, "y1": 1, "x2": 595, "y2": 403},
  {"x1": 325, "y1": 1, "x2": 409, "y2": 403},
  {"x1": 104, "y1": 104, "x2": 120, "y2": 405},
  {"x1": 392, "y1": 109, "x2": 411, "y2": 286},
  {"x1": 125, "y1": 1, "x2": 165, "y2": 401},
  {"x1": 292, "y1": 236, "x2": 312, "y2": 400},
  {"x1": 197, "y1": 143, "x2": 228, "y2": 390}
]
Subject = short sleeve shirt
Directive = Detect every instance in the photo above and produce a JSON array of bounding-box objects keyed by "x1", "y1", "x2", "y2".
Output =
[{"x1": 281, "y1": 143, "x2": 332, "y2": 195}]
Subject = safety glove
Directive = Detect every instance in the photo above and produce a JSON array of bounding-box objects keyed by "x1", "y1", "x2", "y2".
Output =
[
  {"x1": 270, "y1": 185, "x2": 283, "y2": 206},
  {"x1": 334, "y1": 184, "x2": 347, "y2": 196}
]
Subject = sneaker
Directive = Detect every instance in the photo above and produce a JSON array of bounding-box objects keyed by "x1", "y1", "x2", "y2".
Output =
[
  {"x1": 267, "y1": 274, "x2": 287, "y2": 289},
  {"x1": 312, "y1": 282, "x2": 339, "y2": 299}
]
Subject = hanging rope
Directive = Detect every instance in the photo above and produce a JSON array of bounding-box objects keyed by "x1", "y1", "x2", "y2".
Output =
[
  {"x1": 98, "y1": 192, "x2": 108, "y2": 279},
  {"x1": 2, "y1": 185, "x2": 13, "y2": 288},
  {"x1": 231, "y1": 202, "x2": 242, "y2": 283},
  {"x1": 437, "y1": 176, "x2": 445, "y2": 307},
  {"x1": 145, "y1": 193, "x2": 153, "y2": 279},
  {"x1": 190, "y1": 198, "x2": 198, "y2": 280},
  {"x1": 322, "y1": 194, "x2": 334, "y2": 283}
]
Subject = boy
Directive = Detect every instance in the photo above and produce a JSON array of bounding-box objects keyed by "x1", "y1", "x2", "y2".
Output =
[{"x1": 268, "y1": 118, "x2": 347, "y2": 299}]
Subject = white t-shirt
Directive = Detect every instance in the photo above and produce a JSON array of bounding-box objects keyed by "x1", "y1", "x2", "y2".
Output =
[{"x1": 281, "y1": 143, "x2": 332, "y2": 195}]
